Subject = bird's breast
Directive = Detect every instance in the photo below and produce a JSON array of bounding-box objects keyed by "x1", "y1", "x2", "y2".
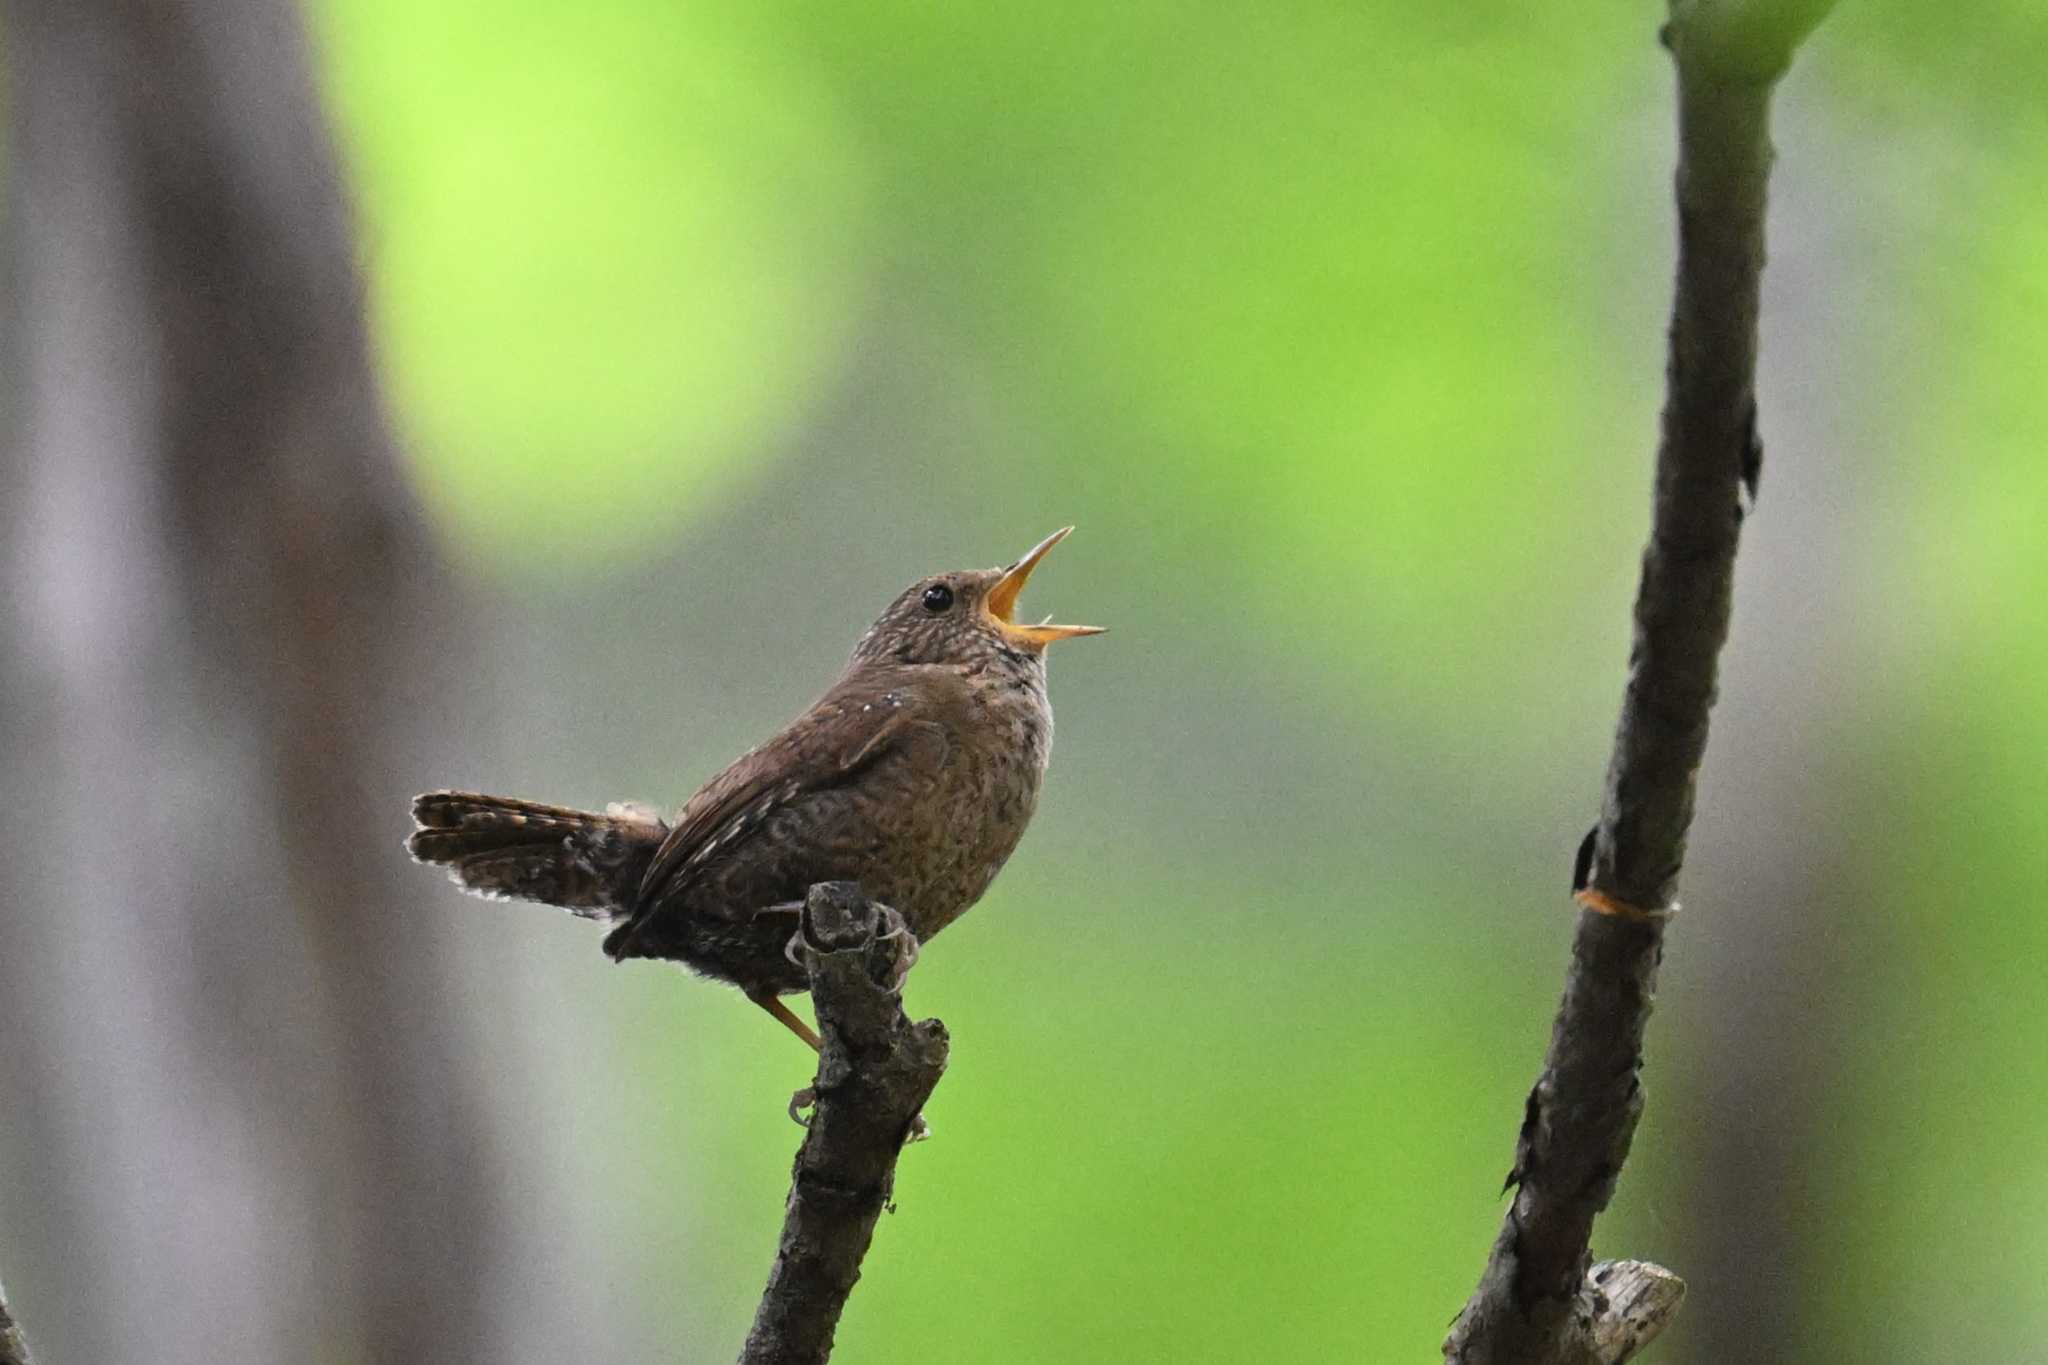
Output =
[{"x1": 893, "y1": 674, "x2": 1052, "y2": 936}]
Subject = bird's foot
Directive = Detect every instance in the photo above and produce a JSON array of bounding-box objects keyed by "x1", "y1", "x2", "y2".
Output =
[
  {"x1": 788, "y1": 1086, "x2": 931, "y2": 1145},
  {"x1": 783, "y1": 929, "x2": 809, "y2": 974},
  {"x1": 781, "y1": 901, "x2": 919, "y2": 995},
  {"x1": 870, "y1": 905, "x2": 920, "y2": 995}
]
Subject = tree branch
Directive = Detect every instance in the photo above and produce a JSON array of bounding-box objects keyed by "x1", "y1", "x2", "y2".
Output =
[
  {"x1": 1444, "y1": 4, "x2": 1835, "y2": 1362},
  {"x1": 0, "y1": 1276, "x2": 31, "y2": 1365},
  {"x1": 739, "y1": 883, "x2": 949, "y2": 1365}
]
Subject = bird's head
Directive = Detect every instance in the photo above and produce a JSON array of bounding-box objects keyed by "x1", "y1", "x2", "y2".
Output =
[{"x1": 850, "y1": 527, "x2": 1105, "y2": 669}]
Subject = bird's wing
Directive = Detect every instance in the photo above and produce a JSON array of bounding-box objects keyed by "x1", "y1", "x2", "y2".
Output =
[{"x1": 607, "y1": 670, "x2": 957, "y2": 955}]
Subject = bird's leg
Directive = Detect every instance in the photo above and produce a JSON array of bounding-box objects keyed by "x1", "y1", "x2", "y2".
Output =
[
  {"x1": 753, "y1": 991, "x2": 825, "y2": 1128},
  {"x1": 749, "y1": 990, "x2": 822, "y2": 1053}
]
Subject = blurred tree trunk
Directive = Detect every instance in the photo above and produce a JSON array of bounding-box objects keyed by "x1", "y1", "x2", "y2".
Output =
[{"x1": 0, "y1": 1, "x2": 508, "y2": 1360}]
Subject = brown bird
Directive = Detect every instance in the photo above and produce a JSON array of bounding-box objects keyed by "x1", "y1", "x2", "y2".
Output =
[{"x1": 407, "y1": 528, "x2": 1102, "y2": 1050}]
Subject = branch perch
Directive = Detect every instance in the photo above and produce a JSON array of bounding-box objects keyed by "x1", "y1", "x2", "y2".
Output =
[
  {"x1": 1444, "y1": 4, "x2": 1835, "y2": 1362},
  {"x1": 739, "y1": 883, "x2": 949, "y2": 1365}
]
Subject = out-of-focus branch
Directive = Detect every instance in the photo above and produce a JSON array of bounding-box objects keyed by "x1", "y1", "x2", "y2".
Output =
[
  {"x1": 1443, "y1": 4, "x2": 1835, "y2": 1362},
  {"x1": 1, "y1": 1275, "x2": 31, "y2": 1365},
  {"x1": 738, "y1": 883, "x2": 949, "y2": 1365}
]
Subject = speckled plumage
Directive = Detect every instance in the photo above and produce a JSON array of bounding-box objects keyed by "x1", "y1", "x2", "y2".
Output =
[{"x1": 407, "y1": 533, "x2": 1097, "y2": 1018}]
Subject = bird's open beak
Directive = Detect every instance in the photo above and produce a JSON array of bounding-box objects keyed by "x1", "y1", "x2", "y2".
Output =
[{"x1": 985, "y1": 527, "x2": 1106, "y2": 647}]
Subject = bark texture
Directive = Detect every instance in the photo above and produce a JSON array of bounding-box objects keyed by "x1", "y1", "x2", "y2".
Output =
[
  {"x1": 739, "y1": 883, "x2": 949, "y2": 1365},
  {"x1": 1443, "y1": 4, "x2": 1836, "y2": 1362}
]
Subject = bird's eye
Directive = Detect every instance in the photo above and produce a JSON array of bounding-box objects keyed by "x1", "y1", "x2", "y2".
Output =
[{"x1": 921, "y1": 584, "x2": 954, "y2": 614}]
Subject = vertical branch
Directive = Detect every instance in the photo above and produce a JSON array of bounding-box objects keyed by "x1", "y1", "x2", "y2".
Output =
[
  {"x1": 1443, "y1": 4, "x2": 1836, "y2": 1362},
  {"x1": 739, "y1": 883, "x2": 949, "y2": 1365}
]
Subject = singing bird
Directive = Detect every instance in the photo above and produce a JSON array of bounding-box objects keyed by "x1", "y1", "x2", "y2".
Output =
[{"x1": 407, "y1": 529, "x2": 1102, "y2": 1050}]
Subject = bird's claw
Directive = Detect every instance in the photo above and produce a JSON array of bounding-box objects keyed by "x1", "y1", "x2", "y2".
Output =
[
  {"x1": 788, "y1": 1086, "x2": 817, "y2": 1127},
  {"x1": 790, "y1": 1089, "x2": 929, "y2": 1144},
  {"x1": 782, "y1": 903, "x2": 919, "y2": 991},
  {"x1": 871, "y1": 906, "x2": 920, "y2": 994}
]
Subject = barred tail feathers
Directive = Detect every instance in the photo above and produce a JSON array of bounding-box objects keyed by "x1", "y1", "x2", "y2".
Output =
[{"x1": 407, "y1": 790, "x2": 666, "y2": 918}]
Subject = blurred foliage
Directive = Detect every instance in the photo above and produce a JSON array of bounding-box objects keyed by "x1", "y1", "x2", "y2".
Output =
[
  {"x1": 323, "y1": 1, "x2": 879, "y2": 565},
  {"x1": 310, "y1": 1, "x2": 2048, "y2": 1360},
  {"x1": 1817, "y1": 5, "x2": 2048, "y2": 1357},
  {"x1": 320, "y1": 3, "x2": 1668, "y2": 735},
  {"x1": 611, "y1": 863, "x2": 1530, "y2": 1361}
]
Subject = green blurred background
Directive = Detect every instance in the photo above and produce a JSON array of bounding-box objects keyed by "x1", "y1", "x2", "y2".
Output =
[
  {"x1": 12, "y1": 1, "x2": 2048, "y2": 1361},
  {"x1": 324, "y1": 1, "x2": 2044, "y2": 1359}
]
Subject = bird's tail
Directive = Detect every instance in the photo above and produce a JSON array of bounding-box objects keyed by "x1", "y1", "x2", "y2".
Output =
[{"x1": 406, "y1": 790, "x2": 667, "y2": 919}]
